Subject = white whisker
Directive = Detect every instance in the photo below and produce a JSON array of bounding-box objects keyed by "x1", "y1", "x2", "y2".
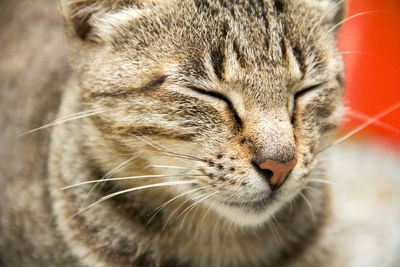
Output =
[
  {"x1": 212, "y1": 212, "x2": 223, "y2": 243},
  {"x1": 161, "y1": 151, "x2": 206, "y2": 162},
  {"x1": 61, "y1": 174, "x2": 204, "y2": 190},
  {"x1": 69, "y1": 180, "x2": 198, "y2": 219},
  {"x1": 327, "y1": 10, "x2": 387, "y2": 34},
  {"x1": 268, "y1": 216, "x2": 283, "y2": 246},
  {"x1": 80, "y1": 156, "x2": 137, "y2": 208},
  {"x1": 163, "y1": 192, "x2": 206, "y2": 231},
  {"x1": 104, "y1": 157, "x2": 137, "y2": 179},
  {"x1": 347, "y1": 109, "x2": 400, "y2": 135},
  {"x1": 318, "y1": 152, "x2": 360, "y2": 161},
  {"x1": 179, "y1": 191, "x2": 219, "y2": 231},
  {"x1": 150, "y1": 165, "x2": 197, "y2": 170},
  {"x1": 201, "y1": 197, "x2": 218, "y2": 223},
  {"x1": 306, "y1": 0, "x2": 346, "y2": 43},
  {"x1": 130, "y1": 133, "x2": 166, "y2": 151},
  {"x1": 318, "y1": 101, "x2": 400, "y2": 154},
  {"x1": 130, "y1": 134, "x2": 206, "y2": 163},
  {"x1": 299, "y1": 192, "x2": 315, "y2": 223},
  {"x1": 309, "y1": 179, "x2": 339, "y2": 188},
  {"x1": 339, "y1": 51, "x2": 400, "y2": 79},
  {"x1": 142, "y1": 152, "x2": 206, "y2": 163},
  {"x1": 138, "y1": 134, "x2": 180, "y2": 153},
  {"x1": 147, "y1": 186, "x2": 209, "y2": 225},
  {"x1": 223, "y1": 219, "x2": 236, "y2": 242},
  {"x1": 17, "y1": 108, "x2": 113, "y2": 138},
  {"x1": 304, "y1": 186, "x2": 324, "y2": 196},
  {"x1": 54, "y1": 109, "x2": 104, "y2": 121}
]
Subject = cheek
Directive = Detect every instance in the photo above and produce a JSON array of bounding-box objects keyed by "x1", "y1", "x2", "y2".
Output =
[
  {"x1": 86, "y1": 91, "x2": 235, "y2": 149},
  {"x1": 293, "y1": 87, "x2": 343, "y2": 160},
  {"x1": 295, "y1": 87, "x2": 342, "y2": 132}
]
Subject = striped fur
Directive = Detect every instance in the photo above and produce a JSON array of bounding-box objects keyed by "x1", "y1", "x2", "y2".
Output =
[{"x1": 1, "y1": 0, "x2": 351, "y2": 266}]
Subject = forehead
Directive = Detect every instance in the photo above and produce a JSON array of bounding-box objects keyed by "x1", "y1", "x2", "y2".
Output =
[
  {"x1": 108, "y1": 0, "x2": 339, "y2": 91},
  {"x1": 168, "y1": 2, "x2": 334, "y2": 83}
]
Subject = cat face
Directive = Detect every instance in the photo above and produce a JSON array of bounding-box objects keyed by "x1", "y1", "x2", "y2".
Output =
[{"x1": 62, "y1": 0, "x2": 345, "y2": 226}]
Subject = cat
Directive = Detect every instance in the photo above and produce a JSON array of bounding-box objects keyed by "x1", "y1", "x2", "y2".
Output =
[{"x1": 0, "y1": 0, "x2": 399, "y2": 266}]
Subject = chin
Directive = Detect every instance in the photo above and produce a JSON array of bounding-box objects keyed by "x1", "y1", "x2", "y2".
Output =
[{"x1": 210, "y1": 197, "x2": 287, "y2": 227}]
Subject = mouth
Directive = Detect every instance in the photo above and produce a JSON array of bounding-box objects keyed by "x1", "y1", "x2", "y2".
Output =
[{"x1": 222, "y1": 193, "x2": 272, "y2": 211}]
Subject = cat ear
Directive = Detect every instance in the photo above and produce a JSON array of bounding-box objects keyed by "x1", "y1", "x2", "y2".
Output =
[{"x1": 59, "y1": 0, "x2": 162, "y2": 42}]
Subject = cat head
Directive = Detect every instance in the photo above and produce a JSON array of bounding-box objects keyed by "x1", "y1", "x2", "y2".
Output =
[{"x1": 60, "y1": 0, "x2": 346, "y2": 227}]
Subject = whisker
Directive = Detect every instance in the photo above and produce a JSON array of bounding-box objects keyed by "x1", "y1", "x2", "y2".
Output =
[
  {"x1": 150, "y1": 165, "x2": 197, "y2": 170},
  {"x1": 289, "y1": 198, "x2": 294, "y2": 215},
  {"x1": 299, "y1": 192, "x2": 315, "y2": 223},
  {"x1": 318, "y1": 152, "x2": 361, "y2": 161},
  {"x1": 327, "y1": 10, "x2": 388, "y2": 34},
  {"x1": 308, "y1": 179, "x2": 340, "y2": 188},
  {"x1": 339, "y1": 51, "x2": 399, "y2": 79},
  {"x1": 53, "y1": 109, "x2": 105, "y2": 121},
  {"x1": 309, "y1": 171, "x2": 327, "y2": 177},
  {"x1": 130, "y1": 133, "x2": 166, "y2": 151},
  {"x1": 69, "y1": 180, "x2": 198, "y2": 219},
  {"x1": 212, "y1": 212, "x2": 223, "y2": 243},
  {"x1": 61, "y1": 174, "x2": 204, "y2": 190},
  {"x1": 157, "y1": 151, "x2": 206, "y2": 163},
  {"x1": 163, "y1": 192, "x2": 206, "y2": 231},
  {"x1": 130, "y1": 134, "x2": 207, "y2": 163},
  {"x1": 103, "y1": 158, "x2": 137, "y2": 179},
  {"x1": 306, "y1": 0, "x2": 346, "y2": 43},
  {"x1": 317, "y1": 101, "x2": 400, "y2": 154},
  {"x1": 201, "y1": 197, "x2": 218, "y2": 223},
  {"x1": 80, "y1": 156, "x2": 137, "y2": 208},
  {"x1": 220, "y1": 217, "x2": 230, "y2": 241},
  {"x1": 133, "y1": 134, "x2": 203, "y2": 161},
  {"x1": 224, "y1": 219, "x2": 235, "y2": 241},
  {"x1": 304, "y1": 186, "x2": 324, "y2": 196},
  {"x1": 347, "y1": 109, "x2": 400, "y2": 135},
  {"x1": 178, "y1": 191, "x2": 218, "y2": 220},
  {"x1": 270, "y1": 215, "x2": 284, "y2": 237},
  {"x1": 146, "y1": 186, "x2": 210, "y2": 225},
  {"x1": 179, "y1": 191, "x2": 219, "y2": 231},
  {"x1": 142, "y1": 152, "x2": 206, "y2": 163},
  {"x1": 268, "y1": 216, "x2": 283, "y2": 246},
  {"x1": 16, "y1": 108, "x2": 113, "y2": 138}
]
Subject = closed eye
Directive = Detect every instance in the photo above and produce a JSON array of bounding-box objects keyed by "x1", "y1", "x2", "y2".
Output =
[
  {"x1": 291, "y1": 84, "x2": 323, "y2": 125},
  {"x1": 188, "y1": 86, "x2": 243, "y2": 128},
  {"x1": 294, "y1": 84, "x2": 322, "y2": 100}
]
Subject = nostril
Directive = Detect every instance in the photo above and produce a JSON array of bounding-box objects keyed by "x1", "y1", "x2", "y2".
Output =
[
  {"x1": 257, "y1": 159, "x2": 297, "y2": 188},
  {"x1": 262, "y1": 168, "x2": 274, "y2": 180},
  {"x1": 252, "y1": 162, "x2": 274, "y2": 182}
]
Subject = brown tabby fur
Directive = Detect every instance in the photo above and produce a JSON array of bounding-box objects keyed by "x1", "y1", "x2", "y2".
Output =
[{"x1": 1, "y1": 0, "x2": 399, "y2": 266}]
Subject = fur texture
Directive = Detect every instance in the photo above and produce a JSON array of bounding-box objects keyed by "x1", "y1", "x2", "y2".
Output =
[{"x1": 1, "y1": 0, "x2": 399, "y2": 266}]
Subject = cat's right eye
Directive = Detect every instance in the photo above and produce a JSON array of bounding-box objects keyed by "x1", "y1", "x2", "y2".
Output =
[{"x1": 188, "y1": 86, "x2": 243, "y2": 127}]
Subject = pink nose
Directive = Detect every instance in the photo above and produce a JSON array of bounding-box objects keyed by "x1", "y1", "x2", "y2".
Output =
[{"x1": 258, "y1": 159, "x2": 297, "y2": 186}]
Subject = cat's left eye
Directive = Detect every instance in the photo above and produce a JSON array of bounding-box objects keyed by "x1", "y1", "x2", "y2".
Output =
[{"x1": 291, "y1": 84, "x2": 323, "y2": 124}]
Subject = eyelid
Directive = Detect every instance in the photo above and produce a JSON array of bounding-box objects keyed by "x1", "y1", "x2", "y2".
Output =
[
  {"x1": 294, "y1": 84, "x2": 323, "y2": 99},
  {"x1": 188, "y1": 86, "x2": 243, "y2": 128},
  {"x1": 291, "y1": 83, "x2": 323, "y2": 125},
  {"x1": 188, "y1": 86, "x2": 229, "y2": 103}
]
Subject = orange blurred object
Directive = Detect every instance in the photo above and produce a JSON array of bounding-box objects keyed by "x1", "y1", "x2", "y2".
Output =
[{"x1": 338, "y1": 0, "x2": 400, "y2": 149}]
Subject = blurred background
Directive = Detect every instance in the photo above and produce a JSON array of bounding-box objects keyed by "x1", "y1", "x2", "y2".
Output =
[
  {"x1": 338, "y1": 0, "x2": 400, "y2": 151},
  {"x1": 328, "y1": 2, "x2": 400, "y2": 262}
]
